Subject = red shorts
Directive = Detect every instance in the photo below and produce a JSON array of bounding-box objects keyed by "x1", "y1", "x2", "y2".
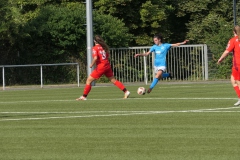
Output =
[
  {"x1": 232, "y1": 67, "x2": 240, "y2": 80},
  {"x1": 90, "y1": 66, "x2": 114, "y2": 79}
]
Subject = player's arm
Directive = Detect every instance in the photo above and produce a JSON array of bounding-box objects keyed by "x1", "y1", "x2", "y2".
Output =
[
  {"x1": 134, "y1": 51, "x2": 151, "y2": 58},
  {"x1": 217, "y1": 50, "x2": 230, "y2": 64},
  {"x1": 90, "y1": 56, "x2": 97, "y2": 68},
  {"x1": 171, "y1": 40, "x2": 189, "y2": 47},
  {"x1": 218, "y1": 39, "x2": 234, "y2": 64},
  {"x1": 90, "y1": 48, "x2": 98, "y2": 68}
]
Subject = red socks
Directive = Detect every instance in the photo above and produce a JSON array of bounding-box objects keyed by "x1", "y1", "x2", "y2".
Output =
[
  {"x1": 83, "y1": 81, "x2": 126, "y2": 97},
  {"x1": 114, "y1": 80, "x2": 126, "y2": 91},
  {"x1": 234, "y1": 86, "x2": 240, "y2": 98},
  {"x1": 83, "y1": 84, "x2": 91, "y2": 97}
]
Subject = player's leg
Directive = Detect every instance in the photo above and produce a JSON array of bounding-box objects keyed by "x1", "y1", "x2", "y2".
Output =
[
  {"x1": 76, "y1": 76, "x2": 95, "y2": 100},
  {"x1": 234, "y1": 80, "x2": 240, "y2": 106},
  {"x1": 162, "y1": 72, "x2": 172, "y2": 79},
  {"x1": 106, "y1": 67, "x2": 130, "y2": 99},
  {"x1": 109, "y1": 76, "x2": 130, "y2": 99},
  {"x1": 76, "y1": 69, "x2": 100, "y2": 101},
  {"x1": 232, "y1": 67, "x2": 240, "y2": 105},
  {"x1": 147, "y1": 66, "x2": 165, "y2": 93}
]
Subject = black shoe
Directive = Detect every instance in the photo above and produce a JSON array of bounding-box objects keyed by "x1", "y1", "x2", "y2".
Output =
[{"x1": 147, "y1": 88, "x2": 152, "y2": 94}]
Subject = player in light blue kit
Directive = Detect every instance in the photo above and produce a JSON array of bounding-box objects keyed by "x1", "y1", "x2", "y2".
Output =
[{"x1": 134, "y1": 33, "x2": 188, "y2": 93}]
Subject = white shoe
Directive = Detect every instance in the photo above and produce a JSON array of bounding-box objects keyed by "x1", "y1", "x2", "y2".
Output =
[
  {"x1": 234, "y1": 100, "x2": 240, "y2": 106},
  {"x1": 76, "y1": 96, "x2": 87, "y2": 101},
  {"x1": 124, "y1": 91, "x2": 130, "y2": 99}
]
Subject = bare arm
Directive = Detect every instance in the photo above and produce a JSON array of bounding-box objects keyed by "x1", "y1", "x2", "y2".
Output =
[
  {"x1": 217, "y1": 50, "x2": 230, "y2": 64},
  {"x1": 171, "y1": 40, "x2": 189, "y2": 47},
  {"x1": 90, "y1": 56, "x2": 98, "y2": 68},
  {"x1": 134, "y1": 51, "x2": 151, "y2": 58}
]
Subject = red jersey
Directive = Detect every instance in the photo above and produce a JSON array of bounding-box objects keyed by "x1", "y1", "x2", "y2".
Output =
[
  {"x1": 92, "y1": 44, "x2": 111, "y2": 68},
  {"x1": 226, "y1": 36, "x2": 240, "y2": 67}
]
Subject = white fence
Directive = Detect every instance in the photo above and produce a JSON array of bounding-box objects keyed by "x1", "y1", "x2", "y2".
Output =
[
  {"x1": 0, "y1": 63, "x2": 80, "y2": 90},
  {"x1": 0, "y1": 45, "x2": 208, "y2": 90},
  {"x1": 110, "y1": 44, "x2": 208, "y2": 84}
]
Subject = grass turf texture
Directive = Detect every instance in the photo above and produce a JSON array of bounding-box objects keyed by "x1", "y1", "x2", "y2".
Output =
[{"x1": 0, "y1": 82, "x2": 240, "y2": 160}]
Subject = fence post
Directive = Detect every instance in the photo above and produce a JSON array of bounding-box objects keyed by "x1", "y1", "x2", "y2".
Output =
[
  {"x1": 143, "y1": 50, "x2": 148, "y2": 85},
  {"x1": 77, "y1": 64, "x2": 80, "y2": 87},
  {"x1": 40, "y1": 65, "x2": 43, "y2": 88},
  {"x1": 2, "y1": 67, "x2": 5, "y2": 90},
  {"x1": 204, "y1": 44, "x2": 208, "y2": 80}
]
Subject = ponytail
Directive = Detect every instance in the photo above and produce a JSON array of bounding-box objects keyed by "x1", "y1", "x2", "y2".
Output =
[
  {"x1": 234, "y1": 25, "x2": 240, "y2": 40},
  {"x1": 94, "y1": 35, "x2": 110, "y2": 53}
]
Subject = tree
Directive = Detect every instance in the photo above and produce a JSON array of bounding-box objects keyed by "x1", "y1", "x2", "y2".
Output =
[
  {"x1": 0, "y1": 0, "x2": 22, "y2": 65},
  {"x1": 1, "y1": 0, "x2": 236, "y2": 81},
  {"x1": 94, "y1": 0, "x2": 188, "y2": 45},
  {"x1": 177, "y1": 0, "x2": 234, "y2": 78},
  {"x1": 93, "y1": 14, "x2": 132, "y2": 47},
  {"x1": 13, "y1": 2, "x2": 132, "y2": 83},
  {"x1": 18, "y1": 2, "x2": 132, "y2": 62}
]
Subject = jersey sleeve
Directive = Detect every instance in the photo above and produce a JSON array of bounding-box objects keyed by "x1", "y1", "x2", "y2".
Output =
[
  {"x1": 166, "y1": 43, "x2": 171, "y2": 50},
  {"x1": 150, "y1": 46, "x2": 155, "y2": 52},
  {"x1": 92, "y1": 47, "x2": 98, "y2": 57},
  {"x1": 226, "y1": 38, "x2": 235, "y2": 52}
]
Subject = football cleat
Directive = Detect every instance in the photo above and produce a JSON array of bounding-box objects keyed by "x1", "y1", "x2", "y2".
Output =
[
  {"x1": 147, "y1": 88, "x2": 152, "y2": 94},
  {"x1": 124, "y1": 91, "x2": 130, "y2": 99},
  {"x1": 76, "y1": 96, "x2": 87, "y2": 101},
  {"x1": 234, "y1": 100, "x2": 240, "y2": 106}
]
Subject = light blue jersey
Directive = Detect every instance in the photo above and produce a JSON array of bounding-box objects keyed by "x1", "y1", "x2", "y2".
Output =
[{"x1": 150, "y1": 43, "x2": 171, "y2": 67}]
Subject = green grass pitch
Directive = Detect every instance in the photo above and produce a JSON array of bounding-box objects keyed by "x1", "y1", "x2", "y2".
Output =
[{"x1": 0, "y1": 82, "x2": 240, "y2": 160}]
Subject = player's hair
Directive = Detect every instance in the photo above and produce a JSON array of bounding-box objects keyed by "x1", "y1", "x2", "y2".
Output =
[
  {"x1": 233, "y1": 25, "x2": 240, "y2": 40},
  {"x1": 154, "y1": 33, "x2": 163, "y2": 42},
  {"x1": 94, "y1": 35, "x2": 110, "y2": 53}
]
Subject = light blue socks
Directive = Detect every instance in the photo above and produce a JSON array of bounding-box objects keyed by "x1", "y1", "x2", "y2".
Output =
[
  {"x1": 162, "y1": 73, "x2": 170, "y2": 78},
  {"x1": 150, "y1": 73, "x2": 171, "y2": 90},
  {"x1": 150, "y1": 78, "x2": 159, "y2": 89}
]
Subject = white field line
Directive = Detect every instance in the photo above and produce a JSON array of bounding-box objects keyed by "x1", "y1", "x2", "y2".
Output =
[
  {"x1": 159, "y1": 84, "x2": 230, "y2": 88},
  {"x1": 193, "y1": 111, "x2": 240, "y2": 112},
  {"x1": 1, "y1": 106, "x2": 240, "y2": 114},
  {"x1": 0, "y1": 97, "x2": 237, "y2": 104},
  {"x1": 0, "y1": 106, "x2": 240, "y2": 122}
]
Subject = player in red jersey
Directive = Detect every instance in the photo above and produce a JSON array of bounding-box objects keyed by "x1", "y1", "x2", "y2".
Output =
[
  {"x1": 218, "y1": 25, "x2": 240, "y2": 105},
  {"x1": 76, "y1": 35, "x2": 130, "y2": 100}
]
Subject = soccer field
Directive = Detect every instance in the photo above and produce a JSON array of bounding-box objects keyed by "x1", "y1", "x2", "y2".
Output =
[{"x1": 0, "y1": 82, "x2": 240, "y2": 160}]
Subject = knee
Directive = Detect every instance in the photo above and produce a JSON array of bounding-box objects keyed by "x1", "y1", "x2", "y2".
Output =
[
  {"x1": 86, "y1": 77, "x2": 94, "y2": 85},
  {"x1": 109, "y1": 77, "x2": 116, "y2": 83},
  {"x1": 156, "y1": 75, "x2": 161, "y2": 79}
]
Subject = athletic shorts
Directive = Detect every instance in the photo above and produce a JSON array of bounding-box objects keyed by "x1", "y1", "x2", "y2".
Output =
[
  {"x1": 154, "y1": 66, "x2": 166, "y2": 73},
  {"x1": 90, "y1": 66, "x2": 114, "y2": 79},
  {"x1": 232, "y1": 66, "x2": 240, "y2": 81}
]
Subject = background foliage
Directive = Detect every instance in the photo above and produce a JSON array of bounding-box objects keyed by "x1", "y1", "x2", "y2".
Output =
[{"x1": 0, "y1": 0, "x2": 239, "y2": 84}]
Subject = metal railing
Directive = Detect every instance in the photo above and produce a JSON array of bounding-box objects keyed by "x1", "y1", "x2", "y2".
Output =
[
  {"x1": 0, "y1": 63, "x2": 80, "y2": 90},
  {"x1": 110, "y1": 44, "x2": 208, "y2": 84},
  {"x1": 0, "y1": 45, "x2": 208, "y2": 90}
]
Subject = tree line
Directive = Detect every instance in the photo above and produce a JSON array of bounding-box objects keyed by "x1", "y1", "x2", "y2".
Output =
[{"x1": 0, "y1": 0, "x2": 239, "y2": 84}]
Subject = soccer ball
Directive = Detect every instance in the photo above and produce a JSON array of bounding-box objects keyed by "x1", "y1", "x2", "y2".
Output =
[{"x1": 137, "y1": 87, "x2": 146, "y2": 95}]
